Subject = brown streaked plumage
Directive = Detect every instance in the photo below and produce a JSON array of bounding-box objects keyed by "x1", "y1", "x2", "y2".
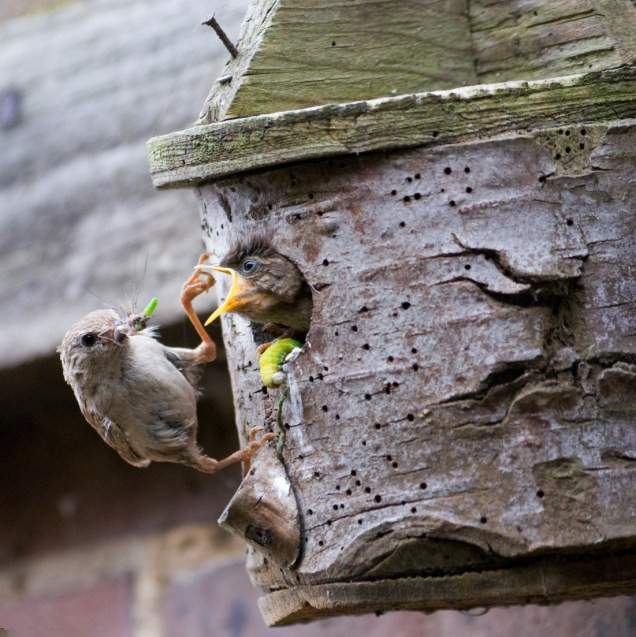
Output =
[
  {"x1": 59, "y1": 266, "x2": 274, "y2": 473},
  {"x1": 198, "y1": 237, "x2": 313, "y2": 332}
]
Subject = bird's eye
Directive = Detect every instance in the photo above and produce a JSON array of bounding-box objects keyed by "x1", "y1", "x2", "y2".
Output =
[
  {"x1": 242, "y1": 259, "x2": 259, "y2": 274},
  {"x1": 80, "y1": 333, "x2": 97, "y2": 347}
]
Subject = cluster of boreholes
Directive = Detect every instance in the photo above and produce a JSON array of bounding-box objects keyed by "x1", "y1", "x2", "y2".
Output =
[
  {"x1": 552, "y1": 127, "x2": 587, "y2": 161},
  {"x1": 390, "y1": 165, "x2": 473, "y2": 219},
  {"x1": 304, "y1": 471, "x2": 431, "y2": 548}
]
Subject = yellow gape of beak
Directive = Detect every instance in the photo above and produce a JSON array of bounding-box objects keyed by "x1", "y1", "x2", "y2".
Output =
[{"x1": 195, "y1": 265, "x2": 244, "y2": 326}]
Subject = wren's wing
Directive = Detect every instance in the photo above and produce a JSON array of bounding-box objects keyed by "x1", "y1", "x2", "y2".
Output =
[
  {"x1": 83, "y1": 408, "x2": 151, "y2": 468},
  {"x1": 164, "y1": 347, "x2": 206, "y2": 387}
]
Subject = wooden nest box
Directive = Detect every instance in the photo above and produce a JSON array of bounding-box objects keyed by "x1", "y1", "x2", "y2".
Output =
[{"x1": 148, "y1": 0, "x2": 636, "y2": 626}]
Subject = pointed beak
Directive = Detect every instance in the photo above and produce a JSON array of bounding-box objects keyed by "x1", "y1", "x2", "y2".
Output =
[{"x1": 195, "y1": 264, "x2": 251, "y2": 325}]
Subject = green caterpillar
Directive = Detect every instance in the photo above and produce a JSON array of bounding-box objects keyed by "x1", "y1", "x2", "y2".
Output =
[
  {"x1": 260, "y1": 338, "x2": 302, "y2": 388},
  {"x1": 133, "y1": 297, "x2": 158, "y2": 330}
]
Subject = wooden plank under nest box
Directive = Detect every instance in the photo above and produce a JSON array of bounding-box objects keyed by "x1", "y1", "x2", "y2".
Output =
[{"x1": 148, "y1": 0, "x2": 636, "y2": 626}]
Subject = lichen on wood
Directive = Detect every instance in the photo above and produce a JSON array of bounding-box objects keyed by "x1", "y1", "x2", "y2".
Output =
[{"x1": 148, "y1": 66, "x2": 636, "y2": 188}]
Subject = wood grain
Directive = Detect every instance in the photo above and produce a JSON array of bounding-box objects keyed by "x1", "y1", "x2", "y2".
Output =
[
  {"x1": 195, "y1": 120, "x2": 636, "y2": 621},
  {"x1": 148, "y1": 66, "x2": 636, "y2": 187}
]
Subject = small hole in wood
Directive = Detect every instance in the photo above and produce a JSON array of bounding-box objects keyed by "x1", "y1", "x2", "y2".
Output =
[
  {"x1": 335, "y1": 485, "x2": 340, "y2": 491},
  {"x1": 314, "y1": 471, "x2": 320, "y2": 477},
  {"x1": 399, "y1": 221, "x2": 406, "y2": 227},
  {"x1": 565, "y1": 146, "x2": 571, "y2": 153},
  {"x1": 565, "y1": 130, "x2": 571, "y2": 136},
  {"x1": 403, "y1": 195, "x2": 411, "y2": 203},
  {"x1": 335, "y1": 414, "x2": 340, "y2": 420},
  {"x1": 340, "y1": 504, "x2": 345, "y2": 509},
  {"x1": 579, "y1": 143, "x2": 585, "y2": 149},
  {"x1": 351, "y1": 469, "x2": 357, "y2": 476},
  {"x1": 322, "y1": 258, "x2": 329, "y2": 266},
  {"x1": 333, "y1": 504, "x2": 339, "y2": 511},
  {"x1": 406, "y1": 176, "x2": 412, "y2": 183},
  {"x1": 386, "y1": 454, "x2": 392, "y2": 461},
  {"x1": 319, "y1": 540, "x2": 324, "y2": 546},
  {"x1": 321, "y1": 405, "x2": 329, "y2": 412},
  {"x1": 365, "y1": 393, "x2": 372, "y2": 401},
  {"x1": 387, "y1": 355, "x2": 394, "y2": 362},
  {"x1": 391, "y1": 189, "x2": 397, "y2": 196},
  {"x1": 411, "y1": 507, "x2": 417, "y2": 514},
  {"x1": 566, "y1": 218, "x2": 574, "y2": 226},
  {"x1": 327, "y1": 519, "x2": 332, "y2": 526},
  {"x1": 362, "y1": 440, "x2": 367, "y2": 446},
  {"x1": 359, "y1": 305, "x2": 369, "y2": 313},
  {"x1": 581, "y1": 129, "x2": 587, "y2": 136},
  {"x1": 362, "y1": 343, "x2": 370, "y2": 350},
  {"x1": 374, "y1": 495, "x2": 382, "y2": 503},
  {"x1": 449, "y1": 200, "x2": 456, "y2": 207},
  {"x1": 401, "y1": 301, "x2": 411, "y2": 309},
  {"x1": 464, "y1": 167, "x2": 470, "y2": 173},
  {"x1": 465, "y1": 186, "x2": 473, "y2": 193},
  {"x1": 355, "y1": 480, "x2": 361, "y2": 486},
  {"x1": 365, "y1": 487, "x2": 371, "y2": 494},
  {"x1": 308, "y1": 193, "x2": 314, "y2": 199},
  {"x1": 538, "y1": 175, "x2": 546, "y2": 183},
  {"x1": 412, "y1": 363, "x2": 419, "y2": 371},
  {"x1": 537, "y1": 490, "x2": 545, "y2": 498},
  {"x1": 414, "y1": 193, "x2": 421, "y2": 200},
  {"x1": 351, "y1": 325, "x2": 358, "y2": 332},
  {"x1": 464, "y1": 264, "x2": 471, "y2": 270},
  {"x1": 384, "y1": 385, "x2": 391, "y2": 395},
  {"x1": 415, "y1": 173, "x2": 421, "y2": 179},
  {"x1": 420, "y1": 482, "x2": 427, "y2": 489},
  {"x1": 555, "y1": 153, "x2": 561, "y2": 160},
  {"x1": 407, "y1": 413, "x2": 415, "y2": 421},
  {"x1": 309, "y1": 376, "x2": 314, "y2": 382},
  {"x1": 308, "y1": 509, "x2": 313, "y2": 515},
  {"x1": 411, "y1": 347, "x2": 418, "y2": 354},
  {"x1": 346, "y1": 489, "x2": 352, "y2": 495},
  {"x1": 392, "y1": 462, "x2": 398, "y2": 468},
  {"x1": 331, "y1": 41, "x2": 336, "y2": 46},
  {"x1": 444, "y1": 167, "x2": 452, "y2": 175},
  {"x1": 432, "y1": 131, "x2": 439, "y2": 137},
  {"x1": 558, "y1": 129, "x2": 564, "y2": 135},
  {"x1": 480, "y1": 516, "x2": 488, "y2": 524},
  {"x1": 358, "y1": 519, "x2": 363, "y2": 525}
]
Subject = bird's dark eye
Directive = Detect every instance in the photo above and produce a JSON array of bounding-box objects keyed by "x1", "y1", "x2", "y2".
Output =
[
  {"x1": 242, "y1": 259, "x2": 259, "y2": 274},
  {"x1": 80, "y1": 333, "x2": 97, "y2": 347}
]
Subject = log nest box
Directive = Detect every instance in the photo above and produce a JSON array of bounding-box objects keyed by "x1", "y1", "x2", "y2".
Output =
[{"x1": 148, "y1": 0, "x2": 636, "y2": 626}]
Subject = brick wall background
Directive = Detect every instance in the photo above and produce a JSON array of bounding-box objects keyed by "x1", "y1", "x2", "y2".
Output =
[{"x1": 0, "y1": 1, "x2": 634, "y2": 636}]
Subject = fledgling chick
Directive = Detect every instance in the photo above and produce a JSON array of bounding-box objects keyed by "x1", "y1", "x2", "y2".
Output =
[
  {"x1": 59, "y1": 267, "x2": 274, "y2": 473},
  {"x1": 197, "y1": 237, "x2": 313, "y2": 333}
]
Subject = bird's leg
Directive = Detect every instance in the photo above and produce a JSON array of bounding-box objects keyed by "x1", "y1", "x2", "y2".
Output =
[
  {"x1": 193, "y1": 428, "x2": 276, "y2": 475},
  {"x1": 180, "y1": 255, "x2": 217, "y2": 364}
]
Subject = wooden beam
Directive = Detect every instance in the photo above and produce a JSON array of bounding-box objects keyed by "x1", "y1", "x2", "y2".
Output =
[
  {"x1": 148, "y1": 66, "x2": 635, "y2": 188},
  {"x1": 258, "y1": 548, "x2": 636, "y2": 626}
]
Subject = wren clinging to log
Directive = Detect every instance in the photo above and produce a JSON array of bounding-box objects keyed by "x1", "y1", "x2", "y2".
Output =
[
  {"x1": 59, "y1": 263, "x2": 275, "y2": 473},
  {"x1": 196, "y1": 237, "x2": 313, "y2": 333}
]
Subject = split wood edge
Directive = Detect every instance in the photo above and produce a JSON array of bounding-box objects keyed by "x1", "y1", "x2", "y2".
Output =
[{"x1": 147, "y1": 66, "x2": 635, "y2": 188}]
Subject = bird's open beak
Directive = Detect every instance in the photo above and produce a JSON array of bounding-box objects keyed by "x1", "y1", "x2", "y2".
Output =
[{"x1": 196, "y1": 264, "x2": 252, "y2": 326}]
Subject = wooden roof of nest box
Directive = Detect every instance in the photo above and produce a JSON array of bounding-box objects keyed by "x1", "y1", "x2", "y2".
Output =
[{"x1": 147, "y1": 0, "x2": 636, "y2": 627}]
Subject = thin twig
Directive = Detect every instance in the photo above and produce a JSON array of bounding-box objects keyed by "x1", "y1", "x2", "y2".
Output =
[
  {"x1": 201, "y1": 14, "x2": 239, "y2": 58},
  {"x1": 276, "y1": 386, "x2": 289, "y2": 460}
]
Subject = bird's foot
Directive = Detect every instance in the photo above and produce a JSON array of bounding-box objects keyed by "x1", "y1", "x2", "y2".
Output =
[
  {"x1": 243, "y1": 426, "x2": 277, "y2": 474},
  {"x1": 179, "y1": 254, "x2": 217, "y2": 364}
]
